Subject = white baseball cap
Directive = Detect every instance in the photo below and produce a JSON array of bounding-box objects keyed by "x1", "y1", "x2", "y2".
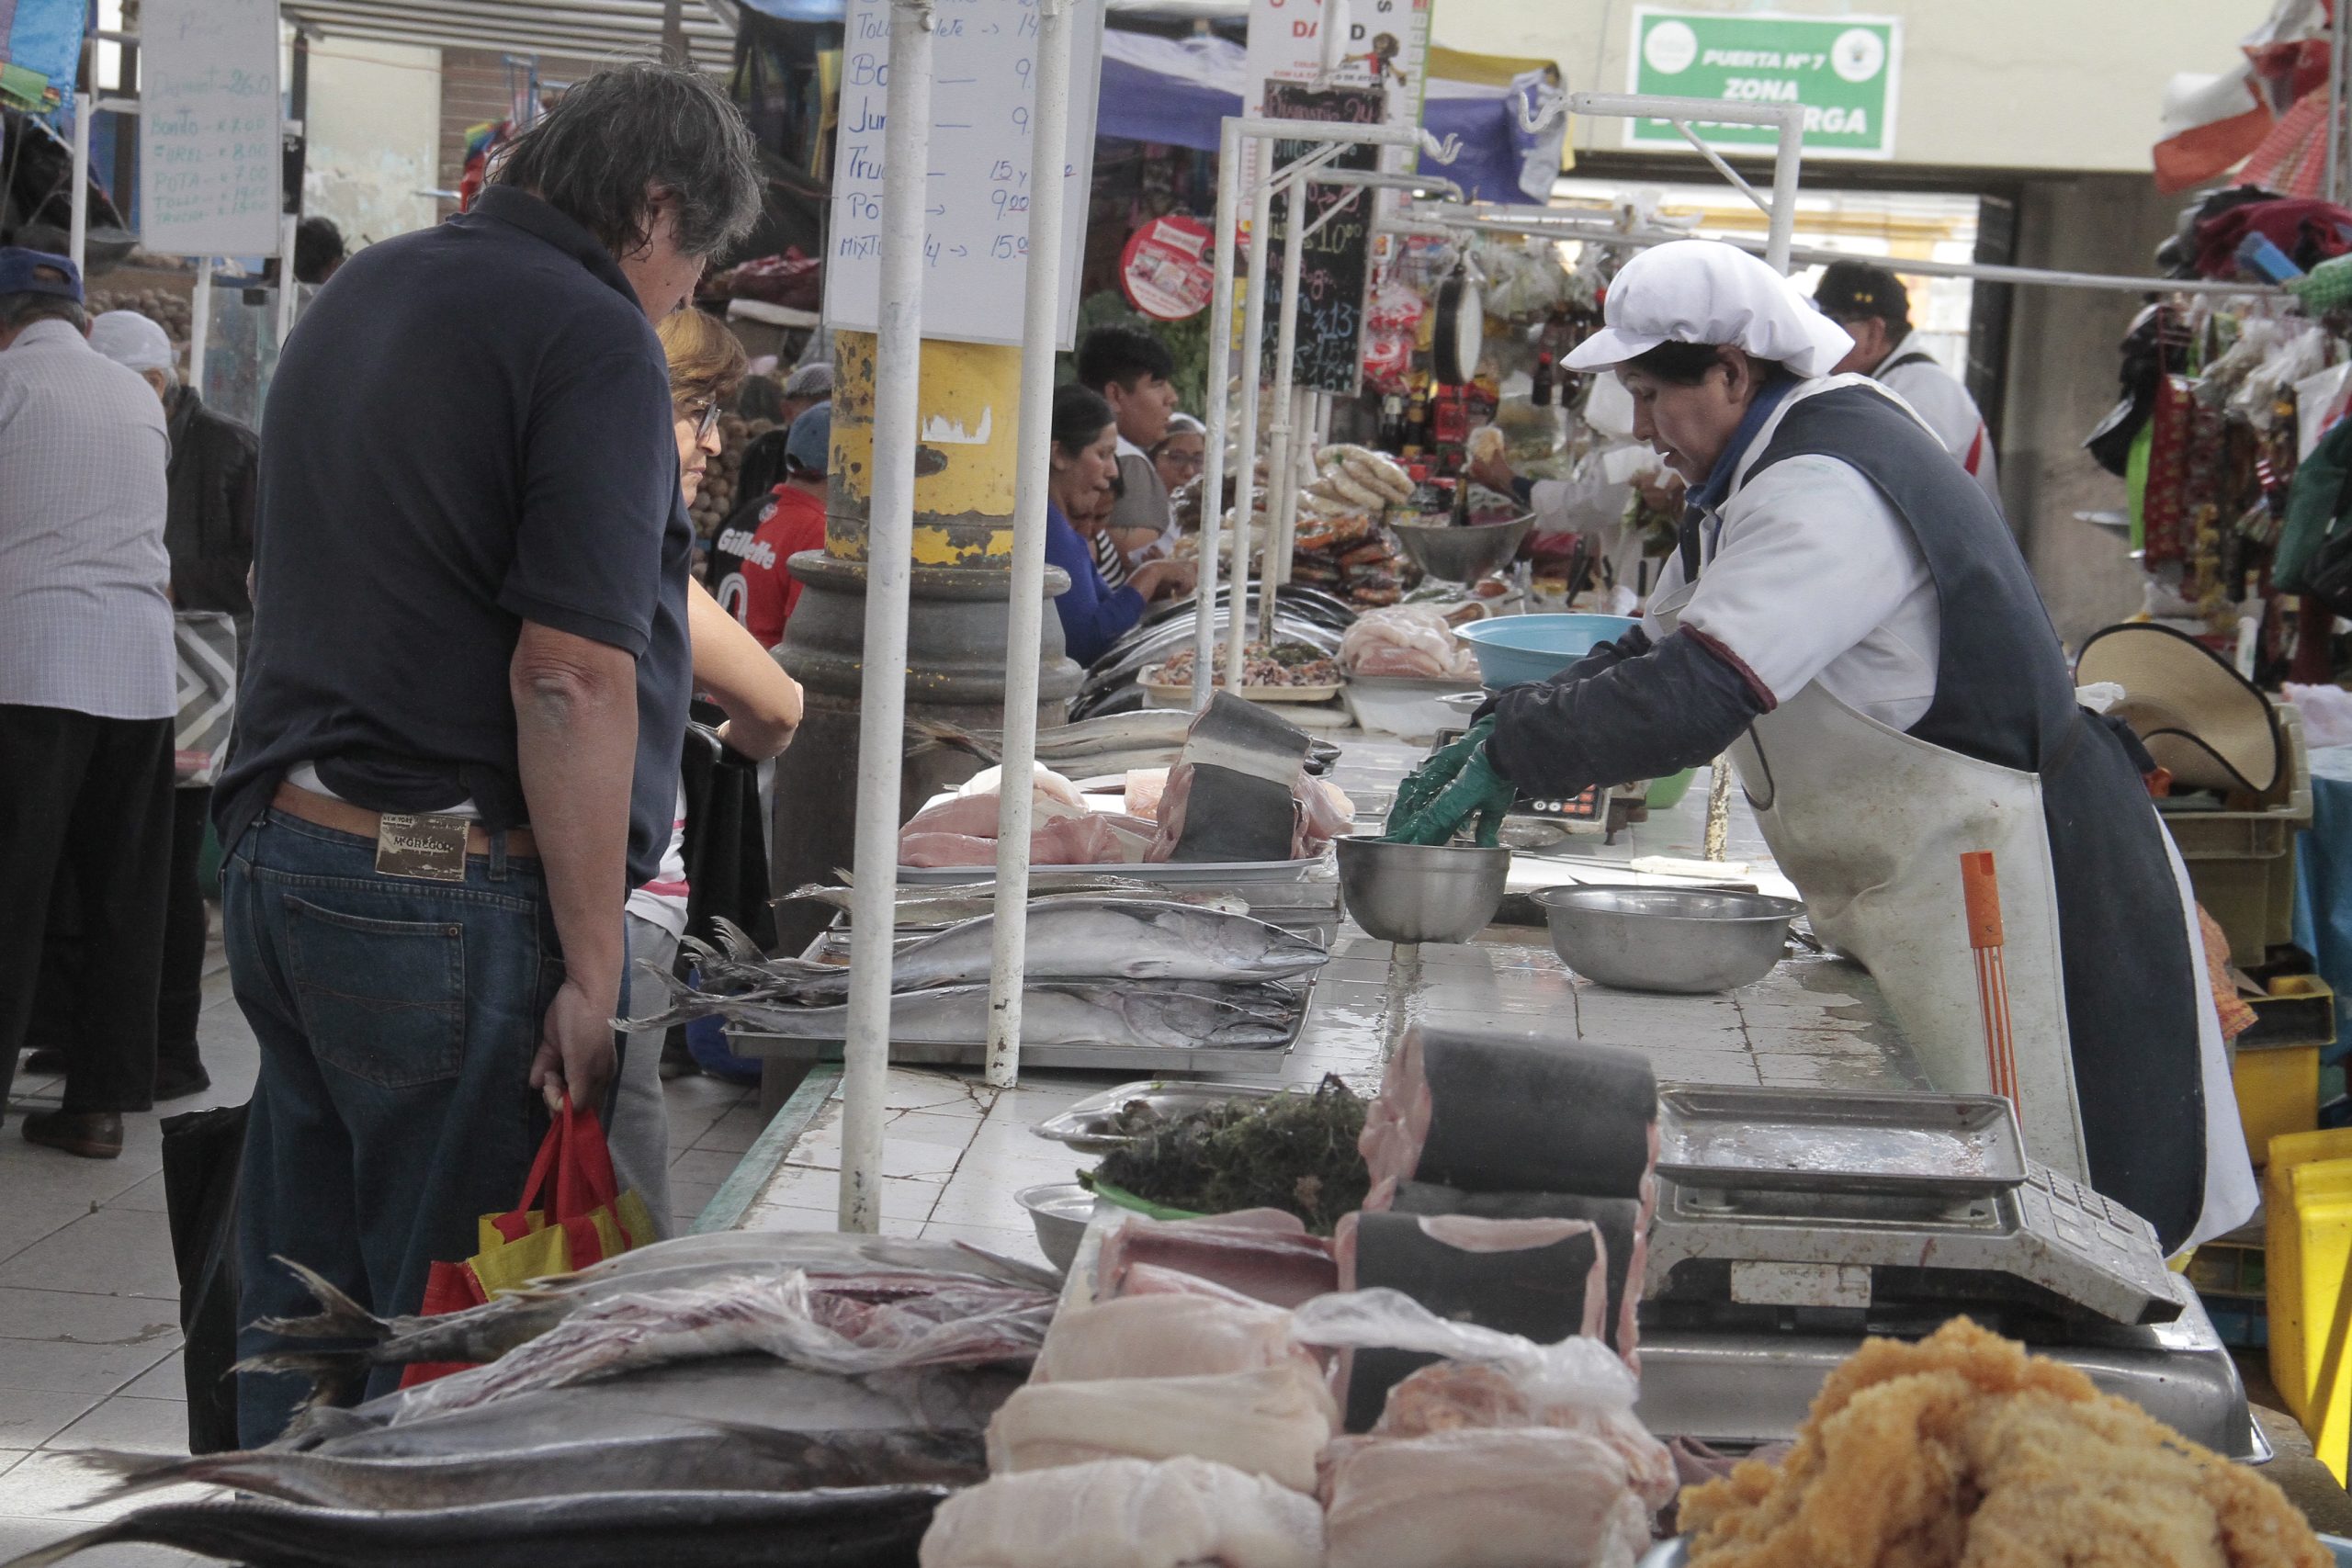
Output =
[
  {"x1": 1565, "y1": 240, "x2": 1854, "y2": 379},
  {"x1": 90, "y1": 310, "x2": 175, "y2": 374}
]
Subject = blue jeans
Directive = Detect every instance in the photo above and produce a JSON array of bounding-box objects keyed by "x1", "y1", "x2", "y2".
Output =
[{"x1": 224, "y1": 808, "x2": 562, "y2": 1445}]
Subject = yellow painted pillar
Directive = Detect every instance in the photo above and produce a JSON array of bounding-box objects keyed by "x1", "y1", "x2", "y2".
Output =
[{"x1": 768, "y1": 331, "x2": 1082, "y2": 947}]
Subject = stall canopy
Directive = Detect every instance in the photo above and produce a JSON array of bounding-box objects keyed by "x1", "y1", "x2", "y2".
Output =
[
  {"x1": 1, "y1": 0, "x2": 81, "y2": 110},
  {"x1": 281, "y1": 0, "x2": 736, "y2": 73},
  {"x1": 1096, "y1": 32, "x2": 1566, "y2": 204}
]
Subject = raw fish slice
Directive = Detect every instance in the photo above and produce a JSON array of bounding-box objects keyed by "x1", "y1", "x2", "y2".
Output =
[
  {"x1": 1031, "y1": 1294, "x2": 1316, "y2": 1385},
  {"x1": 918, "y1": 1456, "x2": 1325, "y2": 1568},
  {"x1": 1095, "y1": 1215, "x2": 1337, "y2": 1310},
  {"x1": 1104, "y1": 1262, "x2": 1276, "y2": 1310},
  {"x1": 1390, "y1": 1184, "x2": 1643, "y2": 1367},
  {"x1": 1368, "y1": 1363, "x2": 1677, "y2": 1510},
  {"x1": 1318, "y1": 1428, "x2": 1654, "y2": 1568},
  {"x1": 1334, "y1": 1213, "x2": 1609, "y2": 1433},
  {"x1": 983, "y1": 1363, "x2": 1337, "y2": 1492}
]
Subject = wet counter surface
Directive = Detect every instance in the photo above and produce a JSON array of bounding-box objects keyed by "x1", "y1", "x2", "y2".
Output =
[{"x1": 713, "y1": 744, "x2": 1927, "y2": 1258}]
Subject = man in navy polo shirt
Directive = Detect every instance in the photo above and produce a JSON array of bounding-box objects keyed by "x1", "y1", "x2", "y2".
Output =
[{"x1": 217, "y1": 62, "x2": 760, "y2": 1441}]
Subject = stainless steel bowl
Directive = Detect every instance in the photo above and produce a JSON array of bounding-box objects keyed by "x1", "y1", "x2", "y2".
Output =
[
  {"x1": 1015, "y1": 1181, "x2": 1094, "y2": 1275},
  {"x1": 1533, "y1": 885, "x2": 1804, "y2": 994},
  {"x1": 1335, "y1": 835, "x2": 1512, "y2": 944},
  {"x1": 1388, "y1": 514, "x2": 1534, "y2": 582}
]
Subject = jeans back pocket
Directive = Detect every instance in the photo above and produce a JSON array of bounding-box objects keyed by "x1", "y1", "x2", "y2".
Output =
[{"x1": 283, "y1": 895, "x2": 468, "y2": 1090}]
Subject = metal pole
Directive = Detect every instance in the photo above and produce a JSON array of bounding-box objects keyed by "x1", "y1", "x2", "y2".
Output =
[
  {"x1": 187, "y1": 259, "x2": 213, "y2": 400},
  {"x1": 1226, "y1": 162, "x2": 1275, "y2": 694},
  {"x1": 69, "y1": 104, "x2": 90, "y2": 276},
  {"x1": 277, "y1": 213, "x2": 299, "y2": 347},
  {"x1": 983, "y1": 0, "x2": 1073, "y2": 1089},
  {"x1": 840, "y1": 0, "x2": 936, "y2": 1234},
  {"x1": 1259, "y1": 180, "x2": 1308, "y2": 647},
  {"x1": 2333, "y1": 0, "x2": 2350, "y2": 208},
  {"x1": 1764, "y1": 113, "x2": 1801, "y2": 276},
  {"x1": 1192, "y1": 116, "x2": 1241, "y2": 715}
]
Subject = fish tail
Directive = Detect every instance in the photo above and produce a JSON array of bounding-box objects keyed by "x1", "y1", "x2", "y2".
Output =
[
  {"x1": 0, "y1": 1518, "x2": 137, "y2": 1568},
  {"x1": 907, "y1": 717, "x2": 996, "y2": 761},
  {"x1": 254, "y1": 1257, "x2": 392, "y2": 1343},
  {"x1": 708, "y1": 916, "x2": 764, "y2": 960},
  {"x1": 228, "y1": 1348, "x2": 368, "y2": 1410},
  {"x1": 59, "y1": 1450, "x2": 231, "y2": 1507}
]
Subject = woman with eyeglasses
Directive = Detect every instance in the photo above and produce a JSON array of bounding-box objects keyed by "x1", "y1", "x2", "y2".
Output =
[
  {"x1": 1151, "y1": 412, "x2": 1206, "y2": 499},
  {"x1": 607, "y1": 309, "x2": 805, "y2": 1233}
]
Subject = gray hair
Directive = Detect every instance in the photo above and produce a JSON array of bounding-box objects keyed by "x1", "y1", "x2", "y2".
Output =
[
  {"x1": 491, "y1": 61, "x2": 762, "y2": 261},
  {"x1": 0, "y1": 292, "x2": 85, "y2": 333}
]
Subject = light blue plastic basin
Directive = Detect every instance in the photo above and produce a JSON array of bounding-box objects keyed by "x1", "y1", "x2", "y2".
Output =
[{"x1": 1455, "y1": 614, "x2": 1643, "y2": 688}]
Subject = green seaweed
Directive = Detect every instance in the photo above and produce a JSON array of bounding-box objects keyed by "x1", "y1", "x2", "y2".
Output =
[{"x1": 1090, "y1": 1076, "x2": 1369, "y2": 1235}]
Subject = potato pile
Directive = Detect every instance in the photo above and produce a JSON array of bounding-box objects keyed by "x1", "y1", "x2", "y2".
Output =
[{"x1": 89, "y1": 287, "x2": 193, "y2": 342}]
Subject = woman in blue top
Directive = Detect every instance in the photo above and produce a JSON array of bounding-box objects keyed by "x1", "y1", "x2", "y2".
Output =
[{"x1": 1046, "y1": 384, "x2": 1194, "y2": 665}]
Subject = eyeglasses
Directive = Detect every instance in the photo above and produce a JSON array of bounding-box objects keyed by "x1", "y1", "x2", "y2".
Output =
[{"x1": 684, "y1": 400, "x2": 721, "y2": 442}]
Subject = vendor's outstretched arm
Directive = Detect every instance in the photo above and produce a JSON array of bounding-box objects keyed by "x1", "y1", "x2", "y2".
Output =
[{"x1": 1484, "y1": 628, "x2": 1770, "y2": 797}]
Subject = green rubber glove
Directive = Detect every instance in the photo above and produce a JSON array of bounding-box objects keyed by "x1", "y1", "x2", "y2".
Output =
[
  {"x1": 1388, "y1": 716, "x2": 1495, "y2": 828},
  {"x1": 1387, "y1": 744, "x2": 1516, "y2": 847}
]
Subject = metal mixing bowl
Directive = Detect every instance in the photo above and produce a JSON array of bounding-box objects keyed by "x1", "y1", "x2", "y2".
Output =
[
  {"x1": 1015, "y1": 1181, "x2": 1094, "y2": 1274},
  {"x1": 1388, "y1": 514, "x2": 1533, "y2": 582},
  {"x1": 1533, "y1": 885, "x2": 1804, "y2": 994},
  {"x1": 1335, "y1": 835, "x2": 1513, "y2": 943}
]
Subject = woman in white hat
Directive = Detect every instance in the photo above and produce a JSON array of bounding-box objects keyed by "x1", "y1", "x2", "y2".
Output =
[{"x1": 1396, "y1": 239, "x2": 2252, "y2": 1254}]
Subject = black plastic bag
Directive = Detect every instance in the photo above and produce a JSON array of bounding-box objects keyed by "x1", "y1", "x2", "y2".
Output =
[{"x1": 160, "y1": 1101, "x2": 245, "y2": 1453}]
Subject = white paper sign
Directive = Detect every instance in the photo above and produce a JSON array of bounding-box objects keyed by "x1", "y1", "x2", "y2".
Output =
[
  {"x1": 139, "y1": 0, "x2": 281, "y2": 257},
  {"x1": 822, "y1": 0, "x2": 1102, "y2": 349},
  {"x1": 1240, "y1": 0, "x2": 1430, "y2": 193}
]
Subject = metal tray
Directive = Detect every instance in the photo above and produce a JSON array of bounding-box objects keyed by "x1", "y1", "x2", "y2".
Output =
[
  {"x1": 727, "y1": 975, "x2": 1314, "y2": 1077},
  {"x1": 898, "y1": 854, "x2": 1326, "y2": 886},
  {"x1": 1655, "y1": 1084, "x2": 2028, "y2": 1199},
  {"x1": 1032, "y1": 1079, "x2": 1304, "y2": 1153}
]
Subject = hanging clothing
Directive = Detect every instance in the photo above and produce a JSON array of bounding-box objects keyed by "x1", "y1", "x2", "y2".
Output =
[{"x1": 1486, "y1": 375, "x2": 2252, "y2": 1253}]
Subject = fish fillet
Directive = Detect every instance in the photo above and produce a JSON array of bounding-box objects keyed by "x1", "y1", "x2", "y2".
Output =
[
  {"x1": 985, "y1": 1363, "x2": 1337, "y2": 1493},
  {"x1": 1319, "y1": 1427, "x2": 1655, "y2": 1568},
  {"x1": 918, "y1": 1456, "x2": 1325, "y2": 1568},
  {"x1": 1096, "y1": 1214, "x2": 1338, "y2": 1311},
  {"x1": 1032, "y1": 1294, "x2": 1316, "y2": 1385}
]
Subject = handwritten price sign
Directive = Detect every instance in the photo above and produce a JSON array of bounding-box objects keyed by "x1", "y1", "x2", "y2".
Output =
[{"x1": 140, "y1": 0, "x2": 280, "y2": 257}]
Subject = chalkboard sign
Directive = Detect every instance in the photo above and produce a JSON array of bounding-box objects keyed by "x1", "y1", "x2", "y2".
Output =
[
  {"x1": 1256, "y1": 81, "x2": 1382, "y2": 398},
  {"x1": 139, "y1": 0, "x2": 280, "y2": 258},
  {"x1": 822, "y1": 0, "x2": 1103, "y2": 350}
]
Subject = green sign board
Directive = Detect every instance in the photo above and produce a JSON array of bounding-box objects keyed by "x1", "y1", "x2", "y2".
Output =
[{"x1": 1626, "y1": 8, "x2": 1900, "y2": 161}]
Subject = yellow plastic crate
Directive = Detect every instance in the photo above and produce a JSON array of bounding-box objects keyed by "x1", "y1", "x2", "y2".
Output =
[
  {"x1": 2237, "y1": 1043, "x2": 2323, "y2": 1168},
  {"x1": 2264, "y1": 1129, "x2": 2352, "y2": 1461}
]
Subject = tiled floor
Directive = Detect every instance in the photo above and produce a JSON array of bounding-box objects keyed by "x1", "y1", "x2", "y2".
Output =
[{"x1": 0, "y1": 928, "x2": 762, "y2": 1563}]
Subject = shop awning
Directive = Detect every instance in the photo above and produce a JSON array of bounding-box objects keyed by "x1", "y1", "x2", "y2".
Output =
[
  {"x1": 281, "y1": 0, "x2": 737, "y2": 74},
  {"x1": 1096, "y1": 32, "x2": 1566, "y2": 204}
]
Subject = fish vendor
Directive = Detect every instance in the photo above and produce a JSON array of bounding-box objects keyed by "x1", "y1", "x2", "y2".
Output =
[{"x1": 1385, "y1": 239, "x2": 2255, "y2": 1256}]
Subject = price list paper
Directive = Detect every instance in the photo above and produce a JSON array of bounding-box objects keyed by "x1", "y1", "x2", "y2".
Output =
[
  {"x1": 139, "y1": 0, "x2": 281, "y2": 258},
  {"x1": 822, "y1": 0, "x2": 1103, "y2": 349}
]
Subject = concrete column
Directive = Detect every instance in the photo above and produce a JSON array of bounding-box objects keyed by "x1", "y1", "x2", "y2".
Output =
[{"x1": 769, "y1": 330, "x2": 1083, "y2": 951}]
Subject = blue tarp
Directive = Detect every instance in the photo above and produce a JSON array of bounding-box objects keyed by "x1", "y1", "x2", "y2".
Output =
[{"x1": 735, "y1": 0, "x2": 853, "y2": 22}]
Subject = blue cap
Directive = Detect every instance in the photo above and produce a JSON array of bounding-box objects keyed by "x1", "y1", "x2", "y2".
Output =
[
  {"x1": 786, "y1": 400, "x2": 831, "y2": 475},
  {"x1": 0, "y1": 247, "x2": 83, "y2": 304}
]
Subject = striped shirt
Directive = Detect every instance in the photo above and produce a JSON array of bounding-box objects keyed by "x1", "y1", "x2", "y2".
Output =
[{"x1": 0, "y1": 318, "x2": 174, "y2": 719}]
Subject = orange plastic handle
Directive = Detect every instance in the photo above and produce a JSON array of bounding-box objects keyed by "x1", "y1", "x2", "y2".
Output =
[{"x1": 1960, "y1": 851, "x2": 2004, "y2": 950}]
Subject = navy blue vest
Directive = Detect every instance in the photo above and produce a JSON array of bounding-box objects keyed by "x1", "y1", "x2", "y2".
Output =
[{"x1": 1743, "y1": 384, "x2": 2206, "y2": 1252}]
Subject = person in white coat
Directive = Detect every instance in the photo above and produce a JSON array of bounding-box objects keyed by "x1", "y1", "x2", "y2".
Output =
[
  {"x1": 1813, "y1": 258, "x2": 2002, "y2": 515},
  {"x1": 1401, "y1": 239, "x2": 2252, "y2": 1255}
]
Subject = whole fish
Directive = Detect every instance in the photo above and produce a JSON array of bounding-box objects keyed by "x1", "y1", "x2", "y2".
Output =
[
  {"x1": 781, "y1": 883, "x2": 1250, "y2": 928},
  {"x1": 278, "y1": 1356, "x2": 1024, "y2": 1456},
  {"x1": 668, "y1": 900, "x2": 1326, "y2": 1010},
  {"x1": 3, "y1": 1486, "x2": 948, "y2": 1568},
  {"x1": 910, "y1": 711, "x2": 1201, "y2": 766},
  {"x1": 551, "y1": 1230, "x2": 1060, "y2": 1292},
  {"x1": 73, "y1": 1423, "x2": 986, "y2": 1511},
  {"x1": 369, "y1": 1272, "x2": 1051, "y2": 1425},
  {"x1": 254, "y1": 1255, "x2": 1049, "y2": 1382},
  {"x1": 664, "y1": 980, "x2": 1299, "y2": 1050}
]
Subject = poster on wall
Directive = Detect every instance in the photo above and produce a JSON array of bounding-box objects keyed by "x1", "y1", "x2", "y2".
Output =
[
  {"x1": 1625, "y1": 8, "x2": 1899, "y2": 161},
  {"x1": 138, "y1": 0, "x2": 280, "y2": 256},
  {"x1": 1241, "y1": 0, "x2": 1432, "y2": 193}
]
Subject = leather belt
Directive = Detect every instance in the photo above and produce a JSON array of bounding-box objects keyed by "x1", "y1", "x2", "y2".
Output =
[{"x1": 271, "y1": 782, "x2": 538, "y2": 860}]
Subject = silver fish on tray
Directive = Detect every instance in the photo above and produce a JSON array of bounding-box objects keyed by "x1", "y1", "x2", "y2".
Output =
[
  {"x1": 71, "y1": 1423, "x2": 987, "y2": 1512},
  {"x1": 251, "y1": 1250, "x2": 1052, "y2": 1389},
  {"x1": 278, "y1": 1355, "x2": 1024, "y2": 1456},
  {"x1": 655, "y1": 900, "x2": 1326, "y2": 1014},
  {"x1": 781, "y1": 881, "x2": 1250, "y2": 928},
  {"x1": 675, "y1": 980, "x2": 1299, "y2": 1050},
  {"x1": 3, "y1": 1485, "x2": 949, "y2": 1568}
]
